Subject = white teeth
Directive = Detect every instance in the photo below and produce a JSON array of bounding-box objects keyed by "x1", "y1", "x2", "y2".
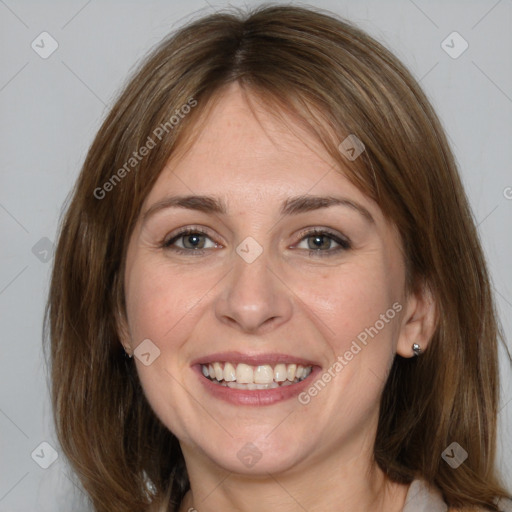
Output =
[
  {"x1": 200, "y1": 362, "x2": 313, "y2": 386},
  {"x1": 287, "y1": 364, "x2": 297, "y2": 382},
  {"x1": 273, "y1": 363, "x2": 287, "y2": 382},
  {"x1": 213, "y1": 362, "x2": 223, "y2": 381},
  {"x1": 227, "y1": 381, "x2": 279, "y2": 390},
  {"x1": 236, "y1": 363, "x2": 253, "y2": 384},
  {"x1": 223, "y1": 362, "x2": 236, "y2": 382},
  {"x1": 254, "y1": 364, "x2": 274, "y2": 384}
]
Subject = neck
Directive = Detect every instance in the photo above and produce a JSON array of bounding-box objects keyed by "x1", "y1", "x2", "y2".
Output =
[{"x1": 178, "y1": 442, "x2": 409, "y2": 512}]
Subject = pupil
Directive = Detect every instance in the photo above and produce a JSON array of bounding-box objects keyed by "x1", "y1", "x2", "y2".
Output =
[
  {"x1": 309, "y1": 235, "x2": 329, "y2": 250},
  {"x1": 185, "y1": 234, "x2": 204, "y2": 249}
]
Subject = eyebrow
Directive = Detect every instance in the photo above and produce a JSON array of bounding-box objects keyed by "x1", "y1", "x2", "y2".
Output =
[{"x1": 142, "y1": 194, "x2": 374, "y2": 224}]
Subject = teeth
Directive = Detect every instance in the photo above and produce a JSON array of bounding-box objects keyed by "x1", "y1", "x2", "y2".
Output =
[
  {"x1": 274, "y1": 363, "x2": 287, "y2": 382},
  {"x1": 236, "y1": 363, "x2": 253, "y2": 384},
  {"x1": 224, "y1": 362, "x2": 236, "y2": 382},
  {"x1": 227, "y1": 381, "x2": 279, "y2": 390},
  {"x1": 213, "y1": 362, "x2": 223, "y2": 381},
  {"x1": 200, "y1": 362, "x2": 313, "y2": 387},
  {"x1": 287, "y1": 364, "x2": 297, "y2": 381},
  {"x1": 254, "y1": 365, "x2": 274, "y2": 384}
]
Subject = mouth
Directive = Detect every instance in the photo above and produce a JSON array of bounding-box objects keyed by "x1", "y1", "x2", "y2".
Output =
[
  {"x1": 192, "y1": 352, "x2": 319, "y2": 406},
  {"x1": 201, "y1": 362, "x2": 313, "y2": 390}
]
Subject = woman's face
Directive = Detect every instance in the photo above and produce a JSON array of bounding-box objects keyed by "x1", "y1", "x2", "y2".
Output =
[{"x1": 121, "y1": 82, "x2": 418, "y2": 476}]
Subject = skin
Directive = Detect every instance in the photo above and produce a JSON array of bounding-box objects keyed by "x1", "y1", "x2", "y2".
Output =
[{"x1": 119, "y1": 82, "x2": 437, "y2": 512}]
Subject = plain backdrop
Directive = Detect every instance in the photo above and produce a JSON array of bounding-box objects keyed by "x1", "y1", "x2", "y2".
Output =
[{"x1": 0, "y1": 0, "x2": 511, "y2": 509}]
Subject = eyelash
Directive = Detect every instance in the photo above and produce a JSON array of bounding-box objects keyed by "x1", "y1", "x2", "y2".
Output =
[{"x1": 161, "y1": 227, "x2": 352, "y2": 257}]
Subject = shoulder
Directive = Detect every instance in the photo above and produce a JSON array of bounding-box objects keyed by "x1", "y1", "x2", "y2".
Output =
[
  {"x1": 495, "y1": 496, "x2": 512, "y2": 512},
  {"x1": 404, "y1": 479, "x2": 512, "y2": 512},
  {"x1": 448, "y1": 495, "x2": 512, "y2": 512},
  {"x1": 403, "y1": 479, "x2": 447, "y2": 512}
]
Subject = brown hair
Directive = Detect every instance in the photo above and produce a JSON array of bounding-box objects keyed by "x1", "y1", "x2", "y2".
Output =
[{"x1": 44, "y1": 4, "x2": 511, "y2": 511}]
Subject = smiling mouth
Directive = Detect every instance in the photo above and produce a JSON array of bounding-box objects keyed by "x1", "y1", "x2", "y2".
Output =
[{"x1": 201, "y1": 362, "x2": 313, "y2": 390}]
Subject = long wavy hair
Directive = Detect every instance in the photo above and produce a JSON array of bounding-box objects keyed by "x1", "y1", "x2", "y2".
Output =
[{"x1": 44, "y1": 4, "x2": 511, "y2": 511}]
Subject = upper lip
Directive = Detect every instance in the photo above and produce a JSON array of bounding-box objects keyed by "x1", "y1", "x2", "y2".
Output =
[{"x1": 191, "y1": 351, "x2": 320, "y2": 367}]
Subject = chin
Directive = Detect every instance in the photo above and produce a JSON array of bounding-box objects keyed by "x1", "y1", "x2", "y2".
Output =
[{"x1": 192, "y1": 430, "x2": 312, "y2": 476}]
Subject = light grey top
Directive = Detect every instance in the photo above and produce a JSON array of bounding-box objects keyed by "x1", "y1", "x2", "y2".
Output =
[
  {"x1": 145, "y1": 476, "x2": 511, "y2": 511},
  {"x1": 404, "y1": 479, "x2": 512, "y2": 512},
  {"x1": 403, "y1": 480, "x2": 448, "y2": 512}
]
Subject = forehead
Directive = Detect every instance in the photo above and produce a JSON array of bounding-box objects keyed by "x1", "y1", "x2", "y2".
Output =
[{"x1": 143, "y1": 83, "x2": 378, "y2": 218}]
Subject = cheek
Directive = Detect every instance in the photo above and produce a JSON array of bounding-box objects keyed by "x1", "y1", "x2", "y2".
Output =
[
  {"x1": 298, "y1": 265, "x2": 401, "y2": 432},
  {"x1": 124, "y1": 257, "x2": 207, "y2": 342},
  {"x1": 123, "y1": 258, "x2": 208, "y2": 436},
  {"x1": 301, "y1": 262, "x2": 400, "y2": 355}
]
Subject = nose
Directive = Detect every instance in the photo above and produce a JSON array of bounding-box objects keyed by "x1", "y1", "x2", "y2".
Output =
[{"x1": 214, "y1": 248, "x2": 294, "y2": 334}]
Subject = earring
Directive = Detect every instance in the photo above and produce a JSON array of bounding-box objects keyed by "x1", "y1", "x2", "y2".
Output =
[
  {"x1": 412, "y1": 343, "x2": 422, "y2": 357},
  {"x1": 123, "y1": 347, "x2": 133, "y2": 358}
]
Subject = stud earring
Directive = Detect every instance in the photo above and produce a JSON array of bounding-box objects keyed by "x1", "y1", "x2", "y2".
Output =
[
  {"x1": 123, "y1": 347, "x2": 133, "y2": 358},
  {"x1": 412, "y1": 343, "x2": 422, "y2": 357}
]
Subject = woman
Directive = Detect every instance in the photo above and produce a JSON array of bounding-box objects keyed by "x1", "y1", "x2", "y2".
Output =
[{"x1": 45, "y1": 4, "x2": 512, "y2": 511}]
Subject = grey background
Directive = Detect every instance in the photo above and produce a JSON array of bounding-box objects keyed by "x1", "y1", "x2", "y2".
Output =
[{"x1": 1, "y1": 0, "x2": 511, "y2": 509}]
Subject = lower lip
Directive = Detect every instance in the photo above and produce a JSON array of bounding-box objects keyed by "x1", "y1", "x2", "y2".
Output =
[{"x1": 194, "y1": 365, "x2": 321, "y2": 406}]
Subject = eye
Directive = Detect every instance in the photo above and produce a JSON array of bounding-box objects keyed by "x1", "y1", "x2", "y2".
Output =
[
  {"x1": 162, "y1": 228, "x2": 219, "y2": 253},
  {"x1": 294, "y1": 229, "x2": 351, "y2": 256},
  {"x1": 160, "y1": 227, "x2": 351, "y2": 256}
]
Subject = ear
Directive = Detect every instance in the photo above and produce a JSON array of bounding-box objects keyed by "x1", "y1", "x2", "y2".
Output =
[
  {"x1": 114, "y1": 296, "x2": 133, "y2": 355},
  {"x1": 396, "y1": 281, "x2": 438, "y2": 358},
  {"x1": 112, "y1": 271, "x2": 133, "y2": 355}
]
